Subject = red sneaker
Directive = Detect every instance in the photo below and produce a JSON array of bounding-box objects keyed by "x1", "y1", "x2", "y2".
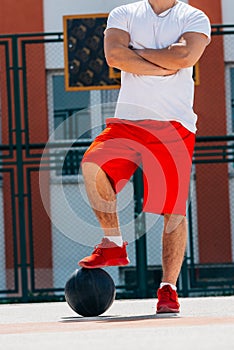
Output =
[
  {"x1": 156, "y1": 285, "x2": 180, "y2": 314},
  {"x1": 78, "y1": 238, "x2": 130, "y2": 268}
]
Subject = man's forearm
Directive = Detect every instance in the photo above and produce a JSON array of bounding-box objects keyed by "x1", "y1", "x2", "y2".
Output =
[
  {"x1": 106, "y1": 46, "x2": 177, "y2": 76},
  {"x1": 134, "y1": 45, "x2": 188, "y2": 71},
  {"x1": 134, "y1": 33, "x2": 209, "y2": 70}
]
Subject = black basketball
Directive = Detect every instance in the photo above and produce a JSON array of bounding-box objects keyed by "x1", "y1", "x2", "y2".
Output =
[{"x1": 65, "y1": 268, "x2": 116, "y2": 317}]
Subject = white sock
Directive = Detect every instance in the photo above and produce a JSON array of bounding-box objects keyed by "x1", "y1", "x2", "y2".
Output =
[
  {"x1": 105, "y1": 236, "x2": 123, "y2": 247},
  {"x1": 160, "y1": 282, "x2": 177, "y2": 291}
]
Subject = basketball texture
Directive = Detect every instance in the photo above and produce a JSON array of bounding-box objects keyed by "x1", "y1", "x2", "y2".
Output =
[{"x1": 65, "y1": 268, "x2": 116, "y2": 317}]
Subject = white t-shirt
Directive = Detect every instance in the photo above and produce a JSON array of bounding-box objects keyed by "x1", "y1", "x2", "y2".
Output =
[{"x1": 106, "y1": 0, "x2": 211, "y2": 133}]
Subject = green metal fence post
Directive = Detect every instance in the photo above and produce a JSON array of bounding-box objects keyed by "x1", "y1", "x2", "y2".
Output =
[
  {"x1": 133, "y1": 168, "x2": 148, "y2": 298},
  {"x1": 12, "y1": 35, "x2": 28, "y2": 302},
  {"x1": 181, "y1": 255, "x2": 189, "y2": 297},
  {"x1": 180, "y1": 201, "x2": 192, "y2": 297}
]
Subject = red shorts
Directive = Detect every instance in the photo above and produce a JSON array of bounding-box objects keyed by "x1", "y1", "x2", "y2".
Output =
[{"x1": 82, "y1": 118, "x2": 195, "y2": 215}]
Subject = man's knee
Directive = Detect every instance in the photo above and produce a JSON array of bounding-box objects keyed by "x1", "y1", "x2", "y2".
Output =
[
  {"x1": 82, "y1": 161, "x2": 101, "y2": 179},
  {"x1": 81, "y1": 162, "x2": 111, "y2": 190},
  {"x1": 164, "y1": 214, "x2": 187, "y2": 234}
]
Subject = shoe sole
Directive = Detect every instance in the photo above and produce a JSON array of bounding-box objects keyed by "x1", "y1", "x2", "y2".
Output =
[
  {"x1": 156, "y1": 312, "x2": 180, "y2": 318},
  {"x1": 78, "y1": 257, "x2": 130, "y2": 269},
  {"x1": 157, "y1": 305, "x2": 180, "y2": 314}
]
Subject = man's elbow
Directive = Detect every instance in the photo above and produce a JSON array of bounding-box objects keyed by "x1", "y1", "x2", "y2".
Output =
[
  {"x1": 176, "y1": 51, "x2": 196, "y2": 69},
  {"x1": 169, "y1": 45, "x2": 193, "y2": 69},
  {"x1": 176, "y1": 47, "x2": 203, "y2": 68},
  {"x1": 105, "y1": 48, "x2": 120, "y2": 68},
  {"x1": 105, "y1": 54, "x2": 116, "y2": 67},
  {"x1": 179, "y1": 56, "x2": 193, "y2": 69}
]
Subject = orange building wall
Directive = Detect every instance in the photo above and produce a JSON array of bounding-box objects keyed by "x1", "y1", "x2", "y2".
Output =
[
  {"x1": 0, "y1": 0, "x2": 53, "y2": 288},
  {"x1": 0, "y1": 0, "x2": 44, "y2": 34},
  {"x1": 189, "y1": 0, "x2": 232, "y2": 263}
]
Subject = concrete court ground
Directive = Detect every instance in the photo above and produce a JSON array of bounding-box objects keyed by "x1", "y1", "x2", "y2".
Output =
[{"x1": 0, "y1": 296, "x2": 234, "y2": 350}]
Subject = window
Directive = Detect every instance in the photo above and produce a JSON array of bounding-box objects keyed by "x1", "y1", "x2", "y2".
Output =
[
  {"x1": 53, "y1": 75, "x2": 91, "y2": 140},
  {"x1": 51, "y1": 74, "x2": 119, "y2": 175}
]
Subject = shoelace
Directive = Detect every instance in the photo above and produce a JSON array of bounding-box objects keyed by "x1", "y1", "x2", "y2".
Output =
[
  {"x1": 92, "y1": 245, "x2": 103, "y2": 255},
  {"x1": 158, "y1": 286, "x2": 174, "y2": 301},
  {"x1": 91, "y1": 239, "x2": 127, "y2": 254}
]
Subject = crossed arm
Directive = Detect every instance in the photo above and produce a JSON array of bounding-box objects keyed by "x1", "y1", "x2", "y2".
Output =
[
  {"x1": 104, "y1": 28, "x2": 177, "y2": 76},
  {"x1": 104, "y1": 28, "x2": 210, "y2": 76}
]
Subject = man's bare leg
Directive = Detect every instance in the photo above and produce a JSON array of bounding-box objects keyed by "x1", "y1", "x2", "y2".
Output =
[
  {"x1": 79, "y1": 162, "x2": 129, "y2": 268},
  {"x1": 82, "y1": 162, "x2": 121, "y2": 236},
  {"x1": 156, "y1": 214, "x2": 186, "y2": 313},
  {"x1": 162, "y1": 214, "x2": 187, "y2": 285}
]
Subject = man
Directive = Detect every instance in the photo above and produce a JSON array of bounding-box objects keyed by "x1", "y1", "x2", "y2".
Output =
[{"x1": 78, "y1": 0, "x2": 211, "y2": 314}]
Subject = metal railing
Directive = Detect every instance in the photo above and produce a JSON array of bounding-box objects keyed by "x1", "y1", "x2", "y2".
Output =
[{"x1": 0, "y1": 27, "x2": 233, "y2": 302}]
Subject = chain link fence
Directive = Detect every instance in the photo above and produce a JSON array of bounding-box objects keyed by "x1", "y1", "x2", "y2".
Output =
[
  {"x1": 0, "y1": 26, "x2": 234, "y2": 302},
  {"x1": 184, "y1": 25, "x2": 234, "y2": 295}
]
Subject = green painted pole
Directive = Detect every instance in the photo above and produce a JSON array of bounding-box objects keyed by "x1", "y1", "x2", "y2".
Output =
[
  {"x1": 12, "y1": 35, "x2": 28, "y2": 302},
  {"x1": 133, "y1": 168, "x2": 148, "y2": 298}
]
